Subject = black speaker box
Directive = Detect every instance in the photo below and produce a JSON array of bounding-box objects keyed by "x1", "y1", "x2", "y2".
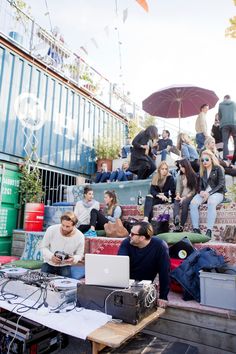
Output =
[
  {"x1": 169, "y1": 237, "x2": 196, "y2": 260},
  {"x1": 77, "y1": 284, "x2": 157, "y2": 325}
]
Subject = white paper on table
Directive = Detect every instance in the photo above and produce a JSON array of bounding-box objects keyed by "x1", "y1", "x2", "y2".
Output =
[{"x1": 0, "y1": 299, "x2": 111, "y2": 340}]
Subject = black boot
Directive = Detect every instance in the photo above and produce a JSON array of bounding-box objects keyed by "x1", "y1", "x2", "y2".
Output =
[
  {"x1": 206, "y1": 229, "x2": 212, "y2": 238},
  {"x1": 193, "y1": 228, "x2": 201, "y2": 234}
]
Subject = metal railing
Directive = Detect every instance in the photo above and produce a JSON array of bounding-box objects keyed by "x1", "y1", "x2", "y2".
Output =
[{"x1": 0, "y1": 0, "x2": 146, "y2": 125}]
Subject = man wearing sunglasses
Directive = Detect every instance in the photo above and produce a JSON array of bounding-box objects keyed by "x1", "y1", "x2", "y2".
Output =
[{"x1": 118, "y1": 222, "x2": 170, "y2": 308}]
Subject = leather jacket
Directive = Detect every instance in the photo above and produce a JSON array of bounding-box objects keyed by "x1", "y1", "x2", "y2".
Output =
[{"x1": 200, "y1": 165, "x2": 226, "y2": 195}]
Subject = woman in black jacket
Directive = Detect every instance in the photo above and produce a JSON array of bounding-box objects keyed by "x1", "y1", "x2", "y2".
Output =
[
  {"x1": 143, "y1": 161, "x2": 176, "y2": 222},
  {"x1": 129, "y1": 125, "x2": 158, "y2": 180},
  {"x1": 190, "y1": 149, "x2": 226, "y2": 238}
]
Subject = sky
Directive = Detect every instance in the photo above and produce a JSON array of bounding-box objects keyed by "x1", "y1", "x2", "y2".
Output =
[{"x1": 26, "y1": 0, "x2": 236, "y2": 137}]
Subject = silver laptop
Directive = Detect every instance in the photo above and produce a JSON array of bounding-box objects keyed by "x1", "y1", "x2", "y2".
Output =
[{"x1": 85, "y1": 254, "x2": 130, "y2": 288}]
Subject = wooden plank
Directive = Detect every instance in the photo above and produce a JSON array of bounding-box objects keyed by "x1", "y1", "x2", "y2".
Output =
[
  {"x1": 87, "y1": 308, "x2": 165, "y2": 348},
  {"x1": 153, "y1": 307, "x2": 236, "y2": 335},
  {"x1": 143, "y1": 330, "x2": 234, "y2": 354},
  {"x1": 148, "y1": 317, "x2": 236, "y2": 352}
]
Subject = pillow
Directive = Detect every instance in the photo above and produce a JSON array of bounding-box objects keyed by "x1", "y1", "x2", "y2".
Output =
[
  {"x1": 21, "y1": 233, "x2": 44, "y2": 261},
  {"x1": 6, "y1": 260, "x2": 43, "y2": 269},
  {"x1": 155, "y1": 232, "x2": 210, "y2": 244},
  {"x1": 96, "y1": 230, "x2": 106, "y2": 236}
]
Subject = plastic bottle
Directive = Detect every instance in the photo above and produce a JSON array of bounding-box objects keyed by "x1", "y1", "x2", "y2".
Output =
[{"x1": 168, "y1": 190, "x2": 172, "y2": 203}]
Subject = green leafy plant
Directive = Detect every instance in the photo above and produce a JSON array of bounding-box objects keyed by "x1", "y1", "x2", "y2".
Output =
[
  {"x1": 19, "y1": 164, "x2": 44, "y2": 204},
  {"x1": 13, "y1": 0, "x2": 31, "y2": 32},
  {"x1": 95, "y1": 138, "x2": 121, "y2": 160}
]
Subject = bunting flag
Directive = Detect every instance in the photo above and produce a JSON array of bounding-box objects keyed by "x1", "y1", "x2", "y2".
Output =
[
  {"x1": 123, "y1": 8, "x2": 128, "y2": 23},
  {"x1": 104, "y1": 26, "x2": 110, "y2": 37},
  {"x1": 91, "y1": 38, "x2": 99, "y2": 48},
  {"x1": 80, "y1": 46, "x2": 88, "y2": 55},
  {"x1": 136, "y1": 0, "x2": 149, "y2": 12}
]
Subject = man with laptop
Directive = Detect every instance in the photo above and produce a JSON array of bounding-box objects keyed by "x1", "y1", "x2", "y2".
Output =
[{"x1": 118, "y1": 222, "x2": 170, "y2": 308}]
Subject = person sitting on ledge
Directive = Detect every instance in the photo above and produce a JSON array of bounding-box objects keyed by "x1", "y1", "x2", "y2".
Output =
[
  {"x1": 143, "y1": 161, "x2": 175, "y2": 222},
  {"x1": 84, "y1": 190, "x2": 122, "y2": 237},
  {"x1": 95, "y1": 162, "x2": 111, "y2": 183},
  {"x1": 118, "y1": 221, "x2": 170, "y2": 307},
  {"x1": 74, "y1": 186, "x2": 100, "y2": 233},
  {"x1": 109, "y1": 161, "x2": 134, "y2": 182},
  {"x1": 190, "y1": 149, "x2": 226, "y2": 238},
  {"x1": 41, "y1": 211, "x2": 84, "y2": 277}
]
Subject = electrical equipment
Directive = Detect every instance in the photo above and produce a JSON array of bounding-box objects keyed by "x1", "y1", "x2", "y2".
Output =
[{"x1": 77, "y1": 283, "x2": 157, "y2": 325}]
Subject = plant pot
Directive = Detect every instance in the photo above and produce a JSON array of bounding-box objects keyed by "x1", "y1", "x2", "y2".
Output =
[
  {"x1": 97, "y1": 159, "x2": 112, "y2": 172},
  {"x1": 9, "y1": 31, "x2": 23, "y2": 45},
  {"x1": 23, "y1": 203, "x2": 45, "y2": 232}
]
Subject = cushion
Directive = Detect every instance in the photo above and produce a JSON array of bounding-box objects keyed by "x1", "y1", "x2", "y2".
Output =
[
  {"x1": 96, "y1": 230, "x2": 106, "y2": 236},
  {"x1": 155, "y1": 232, "x2": 210, "y2": 244},
  {"x1": 0, "y1": 256, "x2": 19, "y2": 265},
  {"x1": 21, "y1": 233, "x2": 44, "y2": 261},
  {"x1": 7, "y1": 260, "x2": 44, "y2": 269}
]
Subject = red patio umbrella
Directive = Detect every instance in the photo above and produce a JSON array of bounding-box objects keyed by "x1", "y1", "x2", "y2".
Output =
[{"x1": 142, "y1": 85, "x2": 219, "y2": 129}]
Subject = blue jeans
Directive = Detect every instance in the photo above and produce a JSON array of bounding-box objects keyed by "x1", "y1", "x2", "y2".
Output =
[
  {"x1": 190, "y1": 193, "x2": 223, "y2": 230},
  {"x1": 196, "y1": 133, "x2": 205, "y2": 149},
  {"x1": 161, "y1": 149, "x2": 168, "y2": 161},
  {"x1": 41, "y1": 263, "x2": 72, "y2": 277}
]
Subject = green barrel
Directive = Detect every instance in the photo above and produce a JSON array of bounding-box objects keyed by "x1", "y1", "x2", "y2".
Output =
[{"x1": 0, "y1": 162, "x2": 20, "y2": 255}]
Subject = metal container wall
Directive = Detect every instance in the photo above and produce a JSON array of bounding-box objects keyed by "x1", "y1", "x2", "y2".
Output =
[{"x1": 0, "y1": 42, "x2": 127, "y2": 175}]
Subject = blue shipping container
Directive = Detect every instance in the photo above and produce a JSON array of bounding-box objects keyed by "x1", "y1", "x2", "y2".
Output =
[{"x1": 0, "y1": 40, "x2": 127, "y2": 175}]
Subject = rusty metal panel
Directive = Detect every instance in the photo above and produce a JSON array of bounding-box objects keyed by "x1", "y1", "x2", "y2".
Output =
[{"x1": 0, "y1": 43, "x2": 126, "y2": 175}]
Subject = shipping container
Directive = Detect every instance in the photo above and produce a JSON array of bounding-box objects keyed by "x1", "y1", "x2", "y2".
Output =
[{"x1": 0, "y1": 40, "x2": 127, "y2": 176}]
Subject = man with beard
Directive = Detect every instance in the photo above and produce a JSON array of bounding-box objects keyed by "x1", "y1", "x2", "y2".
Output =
[
  {"x1": 41, "y1": 211, "x2": 84, "y2": 277},
  {"x1": 118, "y1": 222, "x2": 170, "y2": 307}
]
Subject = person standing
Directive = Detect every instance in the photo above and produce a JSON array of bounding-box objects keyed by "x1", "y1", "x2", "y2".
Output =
[
  {"x1": 41, "y1": 212, "x2": 85, "y2": 277},
  {"x1": 218, "y1": 95, "x2": 236, "y2": 163},
  {"x1": 211, "y1": 114, "x2": 223, "y2": 152},
  {"x1": 118, "y1": 221, "x2": 170, "y2": 307},
  {"x1": 195, "y1": 104, "x2": 209, "y2": 150},
  {"x1": 74, "y1": 186, "x2": 100, "y2": 233},
  {"x1": 129, "y1": 125, "x2": 158, "y2": 180}
]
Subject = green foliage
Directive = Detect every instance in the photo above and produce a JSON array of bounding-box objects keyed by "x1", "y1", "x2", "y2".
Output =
[
  {"x1": 95, "y1": 138, "x2": 121, "y2": 160},
  {"x1": 19, "y1": 165, "x2": 44, "y2": 204},
  {"x1": 143, "y1": 115, "x2": 157, "y2": 128},
  {"x1": 128, "y1": 120, "x2": 141, "y2": 140},
  {"x1": 13, "y1": 0, "x2": 31, "y2": 31}
]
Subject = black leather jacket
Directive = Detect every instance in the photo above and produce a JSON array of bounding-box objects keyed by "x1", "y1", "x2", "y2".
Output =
[{"x1": 200, "y1": 165, "x2": 226, "y2": 195}]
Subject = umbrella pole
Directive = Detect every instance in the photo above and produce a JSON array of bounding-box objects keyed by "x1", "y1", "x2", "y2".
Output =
[{"x1": 178, "y1": 106, "x2": 181, "y2": 133}]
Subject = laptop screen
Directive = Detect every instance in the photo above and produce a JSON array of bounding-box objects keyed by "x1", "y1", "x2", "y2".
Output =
[{"x1": 85, "y1": 254, "x2": 130, "y2": 288}]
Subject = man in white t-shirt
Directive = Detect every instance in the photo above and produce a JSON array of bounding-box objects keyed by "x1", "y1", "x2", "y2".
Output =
[
  {"x1": 41, "y1": 211, "x2": 85, "y2": 277},
  {"x1": 74, "y1": 186, "x2": 100, "y2": 233}
]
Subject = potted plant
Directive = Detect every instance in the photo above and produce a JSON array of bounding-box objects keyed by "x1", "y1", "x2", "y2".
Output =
[
  {"x1": 19, "y1": 163, "x2": 45, "y2": 231},
  {"x1": 95, "y1": 138, "x2": 121, "y2": 171}
]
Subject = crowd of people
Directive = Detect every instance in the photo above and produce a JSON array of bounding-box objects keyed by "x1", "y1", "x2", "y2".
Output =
[{"x1": 39, "y1": 94, "x2": 236, "y2": 306}]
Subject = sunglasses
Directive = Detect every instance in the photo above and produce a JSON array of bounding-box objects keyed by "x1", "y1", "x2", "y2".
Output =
[
  {"x1": 201, "y1": 157, "x2": 210, "y2": 162},
  {"x1": 130, "y1": 232, "x2": 141, "y2": 237}
]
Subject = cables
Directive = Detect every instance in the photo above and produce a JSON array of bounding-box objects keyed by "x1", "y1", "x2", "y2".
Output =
[
  {"x1": 143, "y1": 284, "x2": 157, "y2": 308},
  {"x1": 6, "y1": 314, "x2": 22, "y2": 354}
]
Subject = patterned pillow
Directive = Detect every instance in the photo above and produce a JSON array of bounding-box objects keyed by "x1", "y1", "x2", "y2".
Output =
[
  {"x1": 21, "y1": 233, "x2": 44, "y2": 261},
  {"x1": 7, "y1": 260, "x2": 43, "y2": 269}
]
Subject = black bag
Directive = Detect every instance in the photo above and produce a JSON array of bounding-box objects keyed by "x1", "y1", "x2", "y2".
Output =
[
  {"x1": 123, "y1": 217, "x2": 139, "y2": 233},
  {"x1": 151, "y1": 209, "x2": 170, "y2": 235}
]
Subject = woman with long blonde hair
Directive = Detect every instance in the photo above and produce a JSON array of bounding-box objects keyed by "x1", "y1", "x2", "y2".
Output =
[
  {"x1": 177, "y1": 133, "x2": 199, "y2": 173},
  {"x1": 190, "y1": 149, "x2": 226, "y2": 238},
  {"x1": 143, "y1": 161, "x2": 175, "y2": 222}
]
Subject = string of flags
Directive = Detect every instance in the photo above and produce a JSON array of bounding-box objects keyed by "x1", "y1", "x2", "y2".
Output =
[{"x1": 79, "y1": 0, "x2": 149, "y2": 56}]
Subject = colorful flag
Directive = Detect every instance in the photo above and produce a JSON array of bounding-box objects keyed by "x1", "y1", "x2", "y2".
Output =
[{"x1": 136, "y1": 0, "x2": 149, "y2": 12}]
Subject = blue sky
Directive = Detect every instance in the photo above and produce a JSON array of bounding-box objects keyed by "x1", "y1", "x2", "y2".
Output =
[{"x1": 27, "y1": 0, "x2": 236, "y2": 135}]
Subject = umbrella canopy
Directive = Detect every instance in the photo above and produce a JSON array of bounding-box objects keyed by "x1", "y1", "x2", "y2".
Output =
[{"x1": 142, "y1": 85, "x2": 219, "y2": 118}]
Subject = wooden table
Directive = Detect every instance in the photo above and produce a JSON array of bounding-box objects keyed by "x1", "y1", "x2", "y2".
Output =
[{"x1": 87, "y1": 308, "x2": 165, "y2": 354}]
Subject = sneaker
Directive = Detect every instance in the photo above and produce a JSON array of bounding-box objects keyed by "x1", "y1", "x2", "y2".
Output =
[
  {"x1": 84, "y1": 229, "x2": 97, "y2": 237},
  {"x1": 205, "y1": 229, "x2": 212, "y2": 238},
  {"x1": 174, "y1": 215, "x2": 180, "y2": 226},
  {"x1": 173, "y1": 225, "x2": 183, "y2": 233}
]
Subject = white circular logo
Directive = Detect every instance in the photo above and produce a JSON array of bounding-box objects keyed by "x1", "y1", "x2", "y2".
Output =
[{"x1": 14, "y1": 93, "x2": 45, "y2": 130}]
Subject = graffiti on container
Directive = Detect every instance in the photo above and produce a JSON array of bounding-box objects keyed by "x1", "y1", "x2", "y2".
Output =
[{"x1": 14, "y1": 93, "x2": 46, "y2": 130}]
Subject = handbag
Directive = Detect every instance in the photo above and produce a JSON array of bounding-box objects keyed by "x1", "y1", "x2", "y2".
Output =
[
  {"x1": 222, "y1": 225, "x2": 236, "y2": 244},
  {"x1": 104, "y1": 219, "x2": 129, "y2": 238},
  {"x1": 151, "y1": 209, "x2": 170, "y2": 234},
  {"x1": 123, "y1": 217, "x2": 139, "y2": 233}
]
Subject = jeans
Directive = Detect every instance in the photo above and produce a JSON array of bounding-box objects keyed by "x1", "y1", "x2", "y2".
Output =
[
  {"x1": 190, "y1": 193, "x2": 224, "y2": 230},
  {"x1": 95, "y1": 171, "x2": 111, "y2": 183},
  {"x1": 196, "y1": 133, "x2": 205, "y2": 149},
  {"x1": 161, "y1": 149, "x2": 168, "y2": 161},
  {"x1": 173, "y1": 196, "x2": 193, "y2": 227},
  {"x1": 144, "y1": 195, "x2": 166, "y2": 221},
  {"x1": 41, "y1": 263, "x2": 72, "y2": 277},
  {"x1": 221, "y1": 125, "x2": 236, "y2": 160}
]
